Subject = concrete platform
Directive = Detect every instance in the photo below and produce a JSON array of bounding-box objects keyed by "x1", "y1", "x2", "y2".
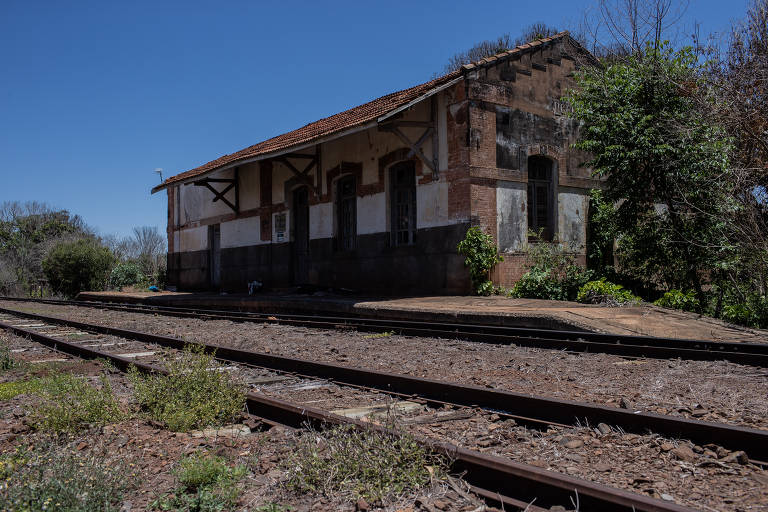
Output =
[{"x1": 76, "y1": 291, "x2": 768, "y2": 343}]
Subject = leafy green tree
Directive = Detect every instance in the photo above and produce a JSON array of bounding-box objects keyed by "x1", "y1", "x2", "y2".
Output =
[
  {"x1": 43, "y1": 239, "x2": 115, "y2": 298},
  {"x1": 566, "y1": 43, "x2": 733, "y2": 301}
]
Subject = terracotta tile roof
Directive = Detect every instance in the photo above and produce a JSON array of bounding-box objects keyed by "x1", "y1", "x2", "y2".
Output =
[{"x1": 154, "y1": 31, "x2": 577, "y2": 192}]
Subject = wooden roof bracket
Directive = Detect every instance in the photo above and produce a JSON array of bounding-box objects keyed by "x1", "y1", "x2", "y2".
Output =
[
  {"x1": 378, "y1": 97, "x2": 440, "y2": 181},
  {"x1": 276, "y1": 151, "x2": 321, "y2": 197},
  {"x1": 193, "y1": 167, "x2": 240, "y2": 213}
]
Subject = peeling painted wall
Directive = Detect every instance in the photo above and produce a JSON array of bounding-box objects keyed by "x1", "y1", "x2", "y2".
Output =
[
  {"x1": 178, "y1": 225, "x2": 208, "y2": 252},
  {"x1": 557, "y1": 189, "x2": 589, "y2": 250},
  {"x1": 496, "y1": 181, "x2": 527, "y2": 252}
]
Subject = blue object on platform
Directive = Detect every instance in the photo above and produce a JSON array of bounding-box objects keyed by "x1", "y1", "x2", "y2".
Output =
[{"x1": 148, "y1": 286, "x2": 159, "y2": 292}]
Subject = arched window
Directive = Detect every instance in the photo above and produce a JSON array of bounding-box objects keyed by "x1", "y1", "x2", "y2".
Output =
[
  {"x1": 390, "y1": 161, "x2": 417, "y2": 246},
  {"x1": 527, "y1": 156, "x2": 554, "y2": 241}
]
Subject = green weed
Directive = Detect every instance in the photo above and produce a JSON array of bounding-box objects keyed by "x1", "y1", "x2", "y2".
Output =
[
  {"x1": 128, "y1": 345, "x2": 245, "y2": 432},
  {"x1": 0, "y1": 371, "x2": 122, "y2": 432},
  {"x1": 286, "y1": 425, "x2": 447, "y2": 504},
  {"x1": 0, "y1": 442, "x2": 132, "y2": 511},
  {"x1": 0, "y1": 340, "x2": 19, "y2": 371},
  {"x1": 363, "y1": 330, "x2": 395, "y2": 339},
  {"x1": 151, "y1": 451, "x2": 246, "y2": 512}
]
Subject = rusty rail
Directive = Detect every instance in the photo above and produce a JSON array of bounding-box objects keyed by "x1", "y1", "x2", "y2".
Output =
[
  {"x1": 2, "y1": 305, "x2": 767, "y2": 464},
  {"x1": 0, "y1": 317, "x2": 696, "y2": 512},
  {"x1": 2, "y1": 296, "x2": 767, "y2": 366}
]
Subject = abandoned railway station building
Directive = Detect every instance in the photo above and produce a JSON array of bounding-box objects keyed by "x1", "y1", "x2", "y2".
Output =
[{"x1": 153, "y1": 32, "x2": 600, "y2": 295}]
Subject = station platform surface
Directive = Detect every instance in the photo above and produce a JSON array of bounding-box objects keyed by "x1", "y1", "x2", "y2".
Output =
[{"x1": 75, "y1": 290, "x2": 768, "y2": 344}]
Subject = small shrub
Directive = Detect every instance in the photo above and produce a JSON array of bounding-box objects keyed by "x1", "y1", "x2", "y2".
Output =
[
  {"x1": 721, "y1": 294, "x2": 768, "y2": 328},
  {"x1": 510, "y1": 234, "x2": 591, "y2": 301},
  {"x1": 43, "y1": 238, "x2": 115, "y2": 297},
  {"x1": 654, "y1": 289, "x2": 700, "y2": 312},
  {"x1": 457, "y1": 227, "x2": 503, "y2": 295},
  {"x1": 577, "y1": 278, "x2": 641, "y2": 306},
  {"x1": 151, "y1": 451, "x2": 245, "y2": 512},
  {"x1": 110, "y1": 261, "x2": 145, "y2": 290},
  {"x1": 0, "y1": 442, "x2": 131, "y2": 511},
  {"x1": 286, "y1": 425, "x2": 447, "y2": 504},
  {"x1": 128, "y1": 345, "x2": 245, "y2": 432}
]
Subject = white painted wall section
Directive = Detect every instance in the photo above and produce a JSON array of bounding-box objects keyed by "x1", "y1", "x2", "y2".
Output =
[
  {"x1": 357, "y1": 193, "x2": 386, "y2": 235},
  {"x1": 221, "y1": 216, "x2": 264, "y2": 248},
  {"x1": 417, "y1": 181, "x2": 452, "y2": 229},
  {"x1": 310, "y1": 203, "x2": 333, "y2": 239},
  {"x1": 178, "y1": 226, "x2": 208, "y2": 252}
]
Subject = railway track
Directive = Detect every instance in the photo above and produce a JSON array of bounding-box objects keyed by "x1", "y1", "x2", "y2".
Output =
[
  {"x1": 3, "y1": 296, "x2": 767, "y2": 366},
  {"x1": 2, "y1": 304, "x2": 767, "y2": 461},
  {"x1": 0, "y1": 309, "x2": 703, "y2": 512}
]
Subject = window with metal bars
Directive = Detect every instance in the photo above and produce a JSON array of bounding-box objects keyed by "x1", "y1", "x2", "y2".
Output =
[
  {"x1": 527, "y1": 156, "x2": 554, "y2": 241},
  {"x1": 336, "y1": 175, "x2": 357, "y2": 251},
  {"x1": 390, "y1": 161, "x2": 417, "y2": 246}
]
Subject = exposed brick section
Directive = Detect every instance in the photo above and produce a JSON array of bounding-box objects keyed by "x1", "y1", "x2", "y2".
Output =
[{"x1": 470, "y1": 177, "x2": 497, "y2": 241}]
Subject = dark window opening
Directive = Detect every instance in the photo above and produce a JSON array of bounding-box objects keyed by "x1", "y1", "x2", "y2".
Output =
[
  {"x1": 336, "y1": 175, "x2": 357, "y2": 251},
  {"x1": 390, "y1": 161, "x2": 417, "y2": 246},
  {"x1": 527, "y1": 156, "x2": 554, "y2": 241}
]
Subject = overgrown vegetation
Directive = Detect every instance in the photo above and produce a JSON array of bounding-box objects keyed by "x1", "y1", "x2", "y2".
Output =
[
  {"x1": 0, "y1": 200, "x2": 167, "y2": 297},
  {"x1": 109, "y1": 261, "x2": 145, "y2": 290},
  {"x1": 286, "y1": 425, "x2": 447, "y2": 504},
  {"x1": 151, "y1": 451, "x2": 246, "y2": 512},
  {"x1": 128, "y1": 345, "x2": 245, "y2": 432},
  {"x1": 0, "y1": 201, "x2": 90, "y2": 296},
  {"x1": 43, "y1": 238, "x2": 116, "y2": 298},
  {"x1": 654, "y1": 289, "x2": 700, "y2": 312},
  {"x1": 0, "y1": 442, "x2": 132, "y2": 511},
  {"x1": 457, "y1": 227, "x2": 503, "y2": 295},
  {"x1": 557, "y1": 0, "x2": 768, "y2": 328},
  {"x1": 0, "y1": 370, "x2": 123, "y2": 432},
  {"x1": 577, "y1": 278, "x2": 641, "y2": 306},
  {"x1": 510, "y1": 234, "x2": 591, "y2": 301}
]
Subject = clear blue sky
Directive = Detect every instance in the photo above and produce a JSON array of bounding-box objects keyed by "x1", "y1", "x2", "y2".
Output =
[{"x1": 0, "y1": 0, "x2": 744, "y2": 238}]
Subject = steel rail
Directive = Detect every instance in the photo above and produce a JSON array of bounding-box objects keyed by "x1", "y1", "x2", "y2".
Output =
[
  {"x1": 0, "y1": 318, "x2": 696, "y2": 512},
  {"x1": 2, "y1": 305, "x2": 767, "y2": 465},
  {"x1": 2, "y1": 296, "x2": 767, "y2": 366}
]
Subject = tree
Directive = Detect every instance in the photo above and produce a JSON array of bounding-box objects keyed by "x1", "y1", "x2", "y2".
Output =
[
  {"x1": 701, "y1": 0, "x2": 768, "y2": 298},
  {"x1": 0, "y1": 201, "x2": 91, "y2": 294},
  {"x1": 566, "y1": 43, "x2": 733, "y2": 300},
  {"x1": 43, "y1": 239, "x2": 115, "y2": 298}
]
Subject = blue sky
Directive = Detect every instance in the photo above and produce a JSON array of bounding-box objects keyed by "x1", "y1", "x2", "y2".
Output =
[{"x1": 0, "y1": 0, "x2": 745, "y2": 238}]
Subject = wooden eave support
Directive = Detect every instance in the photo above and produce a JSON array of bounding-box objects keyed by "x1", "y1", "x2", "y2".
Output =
[
  {"x1": 379, "y1": 98, "x2": 440, "y2": 180},
  {"x1": 276, "y1": 151, "x2": 321, "y2": 196},
  {"x1": 194, "y1": 167, "x2": 240, "y2": 213}
]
